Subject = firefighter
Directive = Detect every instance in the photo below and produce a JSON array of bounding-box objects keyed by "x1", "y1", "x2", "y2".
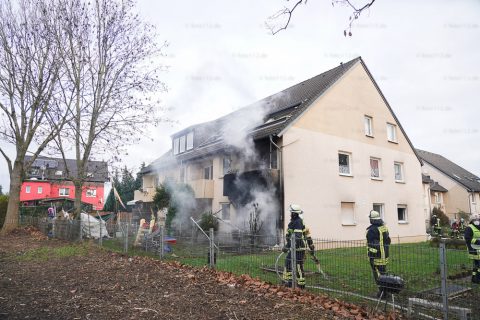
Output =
[
  {"x1": 464, "y1": 214, "x2": 480, "y2": 284},
  {"x1": 282, "y1": 204, "x2": 311, "y2": 289},
  {"x1": 431, "y1": 214, "x2": 442, "y2": 236},
  {"x1": 366, "y1": 210, "x2": 391, "y2": 297}
]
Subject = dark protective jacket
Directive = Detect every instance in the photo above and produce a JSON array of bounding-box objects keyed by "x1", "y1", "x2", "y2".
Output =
[
  {"x1": 286, "y1": 215, "x2": 308, "y2": 251},
  {"x1": 464, "y1": 222, "x2": 480, "y2": 259},
  {"x1": 366, "y1": 223, "x2": 391, "y2": 265}
]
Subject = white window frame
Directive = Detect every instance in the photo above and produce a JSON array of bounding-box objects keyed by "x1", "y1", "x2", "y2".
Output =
[
  {"x1": 221, "y1": 203, "x2": 231, "y2": 221},
  {"x1": 472, "y1": 193, "x2": 477, "y2": 205},
  {"x1": 338, "y1": 152, "x2": 352, "y2": 176},
  {"x1": 341, "y1": 202, "x2": 356, "y2": 226},
  {"x1": 397, "y1": 204, "x2": 408, "y2": 223},
  {"x1": 37, "y1": 186, "x2": 43, "y2": 194},
  {"x1": 25, "y1": 186, "x2": 31, "y2": 194},
  {"x1": 186, "y1": 132, "x2": 194, "y2": 150},
  {"x1": 223, "y1": 156, "x2": 231, "y2": 175},
  {"x1": 364, "y1": 115, "x2": 373, "y2": 137},
  {"x1": 179, "y1": 135, "x2": 186, "y2": 153},
  {"x1": 55, "y1": 170, "x2": 63, "y2": 176},
  {"x1": 394, "y1": 162, "x2": 404, "y2": 182},
  {"x1": 173, "y1": 138, "x2": 180, "y2": 155},
  {"x1": 204, "y1": 165, "x2": 213, "y2": 180},
  {"x1": 370, "y1": 157, "x2": 381, "y2": 179},
  {"x1": 387, "y1": 123, "x2": 397, "y2": 143},
  {"x1": 59, "y1": 188, "x2": 70, "y2": 196},
  {"x1": 373, "y1": 203, "x2": 385, "y2": 220},
  {"x1": 86, "y1": 189, "x2": 96, "y2": 198}
]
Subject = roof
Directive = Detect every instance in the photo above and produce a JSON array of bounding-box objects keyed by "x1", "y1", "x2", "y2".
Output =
[
  {"x1": 24, "y1": 156, "x2": 108, "y2": 183},
  {"x1": 430, "y1": 181, "x2": 448, "y2": 193},
  {"x1": 144, "y1": 57, "x2": 421, "y2": 172},
  {"x1": 417, "y1": 149, "x2": 480, "y2": 192}
]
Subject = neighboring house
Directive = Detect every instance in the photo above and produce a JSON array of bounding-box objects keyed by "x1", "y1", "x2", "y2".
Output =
[
  {"x1": 417, "y1": 149, "x2": 480, "y2": 219},
  {"x1": 20, "y1": 156, "x2": 109, "y2": 211},
  {"x1": 421, "y1": 173, "x2": 448, "y2": 228},
  {"x1": 136, "y1": 57, "x2": 426, "y2": 241}
]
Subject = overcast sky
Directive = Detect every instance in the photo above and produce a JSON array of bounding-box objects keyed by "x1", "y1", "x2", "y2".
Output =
[{"x1": 1, "y1": 0, "x2": 479, "y2": 191}]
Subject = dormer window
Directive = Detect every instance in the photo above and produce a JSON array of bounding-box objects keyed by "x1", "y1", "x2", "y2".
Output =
[{"x1": 173, "y1": 131, "x2": 194, "y2": 155}]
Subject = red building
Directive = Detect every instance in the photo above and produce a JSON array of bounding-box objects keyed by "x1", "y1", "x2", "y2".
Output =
[{"x1": 20, "y1": 157, "x2": 108, "y2": 211}]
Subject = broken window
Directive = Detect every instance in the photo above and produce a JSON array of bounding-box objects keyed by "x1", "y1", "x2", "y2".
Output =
[
  {"x1": 338, "y1": 152, "x2": 351, "y2": 175},
  {"x1": 397, "y1": 205, "x2": 407, "y2": 222},
  {"x1": 223, "y1": 156, "x2": 231, "y2": 175}
]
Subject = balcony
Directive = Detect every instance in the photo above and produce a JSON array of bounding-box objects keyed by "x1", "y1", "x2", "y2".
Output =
[
  {"x1": 188, "y1": 179, "x2": 214, "y2": 199},
  {"x1": 133, "y1": 187, "x2": 156, "y2": 202}
]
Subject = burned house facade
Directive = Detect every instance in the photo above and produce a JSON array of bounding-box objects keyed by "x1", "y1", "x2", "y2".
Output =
[{"x1": 135, "y1": 57, "x2": 427, "y2": 241}]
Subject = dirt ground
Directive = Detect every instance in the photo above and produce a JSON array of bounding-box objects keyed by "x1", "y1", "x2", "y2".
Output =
[{"x1": 0, "y1": 228, "x2": 393, "y2": 320}]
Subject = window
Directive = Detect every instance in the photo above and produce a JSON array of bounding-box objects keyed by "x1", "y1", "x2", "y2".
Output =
[
  {"x1": 397, "y1": 205, "x2": 408, "y2": 222},
  {"x1": 472, "y1": 193, "x2": 477, "y2": 204},
  {"x1": 270, "y1": 149, "x2": 278, "y2": 169},
  {"x1": 37, "y1": 186, "x2": 43, "y2": 194},
  {"x1": 370, "y1": 158, "x2": 381, "y2": 178},
  {"x1": 373, "y1": 203, "x2": 385, "y2": 220},
  {"x1": 364, "y1": 116, "x2": 373, "y2": 136},
  {"x1": 338, "y1": 152, "x2": 352, "y2": 175},
  {"x1": 221, "y1": 203, "x2": 231, "y2": 220},
  {"x1": 341, "y1": 202, "x2": 355, "y2": 225},
  {"x1": 25, "y1": 186, "x2": 31, "y2": 194},
  {"x1": 55, "y1": 170, "x2": 63, "y2": 176},
  {"x1": 223, "y1": 156, "x2": 231, "y2": 175},
  {"x1": 204, "y1": 165, "x2": 213, "y2": 180},
  {"x1": 179, "y1": 135, "x2": 186, "y2": 153},
  {"x1": 86, "y1": 189, "x2": 96, "y2": 197},
  {"x1": 173, "y1": 138, "x2": 180, "y2": 155},
  {"x1": 394, "y1": 162, "x2": 404, "y2": 182},
  {"x1": 59, "y1": 188, "x2": 70, "y2": 196},
  {"x1": 186, "y1": 132, "x2": 194, "y2": 150},
  {"x1": 434, "y1": 192, "x2": 441, "y2": 204},
  {"x1": 387, "y1": 123, "x2": 397, "y2": 142}
]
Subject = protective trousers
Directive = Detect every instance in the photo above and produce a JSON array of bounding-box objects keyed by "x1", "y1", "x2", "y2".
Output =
[
  {"x1": 283, "y1": 250, "x2": 305, "y2": 288},
  {"x1": 472, "y1": 259, "x2": 480, "y2": 284},
  {"x1": 370, "y1": 258, "x2": 387, "y2": 295}
]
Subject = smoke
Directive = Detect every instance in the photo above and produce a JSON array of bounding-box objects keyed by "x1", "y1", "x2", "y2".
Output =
[
  {"x1": 163, "y1": 179, "x2": 196, "y2": 229},
  {"x1": 219, "y1": 102, "x2": 268, "y2": 165}
]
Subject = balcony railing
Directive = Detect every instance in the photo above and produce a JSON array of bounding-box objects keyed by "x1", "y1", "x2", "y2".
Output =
[
  {"x1": 188, "y1": 179, "x2": 214, "y2": 199},
  {"x1": 133, "y1": 187, "x2": 156, "y2": 202}
]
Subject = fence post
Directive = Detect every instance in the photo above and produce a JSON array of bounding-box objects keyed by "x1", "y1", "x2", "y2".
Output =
[
  {"x1": 79, "y1": 218, "x2": 83, "y2": 242},
  {"x1": 99, "y1": 219, "x2": 103, "y2": 247},
  {"x1": 209, "y1": 228, "x2": 215, "y2": 268},
  {"x1": 291, "y1": 237, "x2": 297, "y2": 289},
  {"x1": 124, "y1": 222, "x2": 129, "y2": 254},
  {"x1": 160, "y1": 225, "x2": 165, "y2": 259},
  {"x1": 439, "y1": 240, "x2": 449, "y2": 320}
]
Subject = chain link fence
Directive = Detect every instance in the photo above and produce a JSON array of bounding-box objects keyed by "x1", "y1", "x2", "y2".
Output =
[{"x1": 13, "y1": 215, "x2": 480, "y2": 320}]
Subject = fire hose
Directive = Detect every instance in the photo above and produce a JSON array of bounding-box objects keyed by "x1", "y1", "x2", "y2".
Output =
[{"x1": 274, "y1": 250, "x2": 328, "y2": 283}]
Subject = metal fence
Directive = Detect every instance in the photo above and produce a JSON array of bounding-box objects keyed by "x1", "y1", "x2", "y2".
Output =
[{"x1": 15, "y1": 216, "x2": 480, "y2": 320}]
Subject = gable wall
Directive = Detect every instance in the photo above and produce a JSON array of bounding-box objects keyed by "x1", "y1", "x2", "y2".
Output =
[{"x1": 282, "y1": 62, "x2": 426, "y2": 241}]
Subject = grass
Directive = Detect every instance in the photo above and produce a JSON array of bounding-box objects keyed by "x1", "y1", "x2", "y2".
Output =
[
  {"x1": 98, "y1": 236, "x2": 476, "y2": 299},
  {"x1": 16, "y1": 244, "x2": 89, "y2": 261}
]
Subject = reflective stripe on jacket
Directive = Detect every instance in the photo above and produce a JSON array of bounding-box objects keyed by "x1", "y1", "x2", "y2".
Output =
[
  {"x1": 366, "y1": 224, "x2": 391, "y2": 266},
  {"x1": 465, "y1": 224, "x2": 480, "y2": 260}
]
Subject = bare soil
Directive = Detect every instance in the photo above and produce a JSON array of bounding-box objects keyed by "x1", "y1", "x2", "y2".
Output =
[{"x1": 0, "y1": 228, "x2": 393, "y2": 320}]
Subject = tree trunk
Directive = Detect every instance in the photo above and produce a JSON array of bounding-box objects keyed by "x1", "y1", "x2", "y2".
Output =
[
  {"x1": 74, "y1": 180, "x2": 83, "y2": 218},
  {"x1": 0, "y1": 161, "x2": 23, "y2": 235}
]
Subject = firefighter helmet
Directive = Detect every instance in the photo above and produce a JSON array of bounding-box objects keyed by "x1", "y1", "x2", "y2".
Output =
[
  {"x1": 369, "y1": 210, "x2": 381, "y2": 220},
  {"x1": 289, "y1": 204, "x2": 303, "y2": 214}
]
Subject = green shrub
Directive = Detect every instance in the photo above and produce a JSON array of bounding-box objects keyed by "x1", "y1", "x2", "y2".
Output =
[
  {"x1": 432, "y1": 207, "x2": 449, "y2": 226},
  {"x1": 199, "y1": 211, "x2": 218, "y2": 231}
]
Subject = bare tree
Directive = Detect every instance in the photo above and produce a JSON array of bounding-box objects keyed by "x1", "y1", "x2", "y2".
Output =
[
  {"x1": 266, "y1": 0, "x2": 376, "y2": 36},
  {"x1": 52, "y1": 0, "x2": 167, "y2": 216},
  {"x1": 0, "y1": 0, "x2": 69, "y2": 234}
]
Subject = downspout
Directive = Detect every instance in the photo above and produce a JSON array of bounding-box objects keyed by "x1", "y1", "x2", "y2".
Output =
[
  {"x1": 468, "y1": 191, "x2": 472, "y2": 215},
  {"x1": 270, "y1": 135, "x2": 283, "y2": 243}
]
